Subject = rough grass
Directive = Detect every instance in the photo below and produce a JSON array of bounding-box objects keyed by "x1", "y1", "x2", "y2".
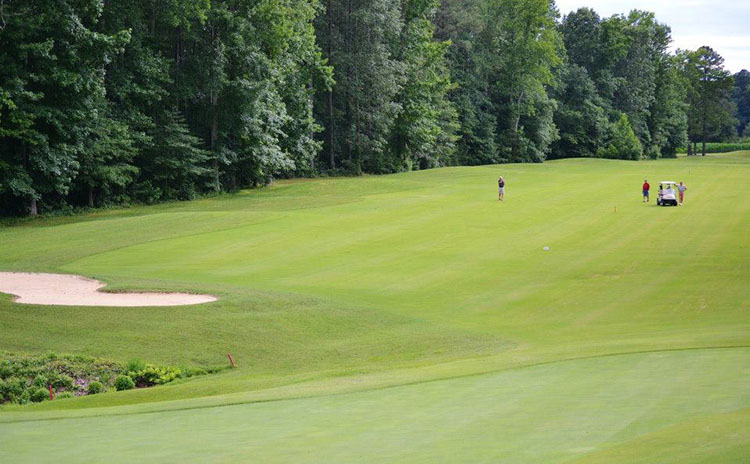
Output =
[{"x1": 0, "y1": 151, "x2": 748, "y2": 462}]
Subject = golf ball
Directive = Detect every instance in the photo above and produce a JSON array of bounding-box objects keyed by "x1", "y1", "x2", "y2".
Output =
[{"x1": 543, "y1": 246, "x2": 550, "y2": 251}]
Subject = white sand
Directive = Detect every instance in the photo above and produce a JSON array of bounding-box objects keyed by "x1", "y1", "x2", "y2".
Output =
[{"x1": 0, "y1": 272, "x2": 217, "y2": 306}]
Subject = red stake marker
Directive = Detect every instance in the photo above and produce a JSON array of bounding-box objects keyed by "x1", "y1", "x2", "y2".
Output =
[
  {"x1": 48, "y1": 385, "x2": 54, "y2": 400},
  {"x1": 227, "y1": 352, "x2": 236, "y2": 368}
]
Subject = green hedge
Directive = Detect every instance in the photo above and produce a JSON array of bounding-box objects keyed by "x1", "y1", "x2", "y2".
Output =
[{"x1": 678, "y1": 142, "x2": 750, "y2": 154}]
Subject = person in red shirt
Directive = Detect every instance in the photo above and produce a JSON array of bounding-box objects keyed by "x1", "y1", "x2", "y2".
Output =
[{"x1": 642, "y1": 179, "x2": 650, "y2": 203}]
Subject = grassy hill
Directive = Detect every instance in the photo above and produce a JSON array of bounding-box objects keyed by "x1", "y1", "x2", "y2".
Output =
[{"x1": 1, "y1": 152, "x2": 748, "y2": 462}]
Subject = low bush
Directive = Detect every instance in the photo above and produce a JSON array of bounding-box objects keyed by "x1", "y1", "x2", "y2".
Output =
[
  {"x1": 3, "y1": 377, "x2": 26, "y2": 401},
  {"x1": 32, "y1": 373, "x2": 48, "y2": 388},
  {"x1": 0, "y1": 352, "x2": 217, "y2": 404},
  {"x1": 129, "y1": 365, "x2": 182, "y2": 386},
  {"x1": 88, "y1": 381, "x2": 104, "y2": 395},
  {"x1": 114, "y1": 375, "x2": 135, "y2": 391},
  {"x1": 29, "y1": 387, "x2": 49, "y2": 403},
  {"x1": 126, "y1": 359, "x2": 146, "y2": 372}
]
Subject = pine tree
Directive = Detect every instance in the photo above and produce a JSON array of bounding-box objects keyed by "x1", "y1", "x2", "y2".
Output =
[{"x1": 138, "y1": 108, "x2": 211, "y2": 201}]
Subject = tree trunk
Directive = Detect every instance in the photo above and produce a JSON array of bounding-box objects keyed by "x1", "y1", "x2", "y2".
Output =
[
  {"x1": 327, "y1": 0, "x2": 335, "y2": 170},
  {"x1": 30, "y1": 198, "x2": 37, "y2": 216},
  {"x1": 151, "y1": 1, "x2": 156, "y2": 35},
  {"x1": 210, "y1": 91, "x2": 220, "y2": 191},
  {"x1": 88, "y1": 186, "x2": 94, "y2": 207},
  {"x1": 175, "y1": 26, "x2": 183, "y2": 64},
  {"x1": 687, "y1": 142, "x2": 692, "y2": 156}
]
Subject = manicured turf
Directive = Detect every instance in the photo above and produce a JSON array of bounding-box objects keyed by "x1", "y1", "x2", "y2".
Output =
[{"x1": 1, "y1": 152, "x2": 748, "y2": 462}]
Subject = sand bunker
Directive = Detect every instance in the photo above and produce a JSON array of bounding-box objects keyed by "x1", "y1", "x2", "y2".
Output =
[{"x1": 0, "y1": 272, "x2": 217, "y2": 306}]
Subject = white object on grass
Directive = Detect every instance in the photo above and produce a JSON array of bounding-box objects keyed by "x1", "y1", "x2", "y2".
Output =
[{"x1": 543, "y1": 246, "x2": 550, "y2": 251}]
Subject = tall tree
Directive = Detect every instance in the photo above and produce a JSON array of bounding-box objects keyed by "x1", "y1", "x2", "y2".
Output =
[
  {"x1": 480, "y1": 0, "x2": 563, "y2": 162},
  {"x1": 682, "y1": 46, "x2": 735, "y2": 155},
  {"x1": 316, "y1": 0, "x2": 404, "y2": 173},
  {"x1": 75, "y1": 102, "x2": 139, "y2": 207},
  {"x1": 733, "y1": 70, "x2": 750, "y2": 137},
  {"x1": 549, "y1": 63, "x2": 608, "y2": 159},
  {"x1": 0, "y1": 0, "x2": 129, "y2": 215},
  {"x1": 392, "y1": 0, "x2": 459, "y2": 170},
  {"x1": 435, "y1": 0, "x2": 500, "y2": 164},
  {"x1": 138, "y1": 107, "x2": 210, "y2": 201}
]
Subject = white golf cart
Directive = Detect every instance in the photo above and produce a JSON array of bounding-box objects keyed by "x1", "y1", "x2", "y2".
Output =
[{"x1": 657, "y1": 181, "x2": 678, "y2": 206}]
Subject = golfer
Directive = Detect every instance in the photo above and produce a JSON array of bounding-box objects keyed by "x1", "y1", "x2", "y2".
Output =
[
  {"x1": 677, "y1": 181, "x2": 687, "y2": 205},
  {"x1": 498, "y1": 176, "x2": 505, "y2": 201},
  {"x1": 642, "y1": 179, "x2": 650, "y2": 202}
]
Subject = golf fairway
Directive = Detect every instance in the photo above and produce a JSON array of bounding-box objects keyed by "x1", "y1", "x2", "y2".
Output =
[{"x1": 1, "y1": 153, "x2": 748, "y2": 462}]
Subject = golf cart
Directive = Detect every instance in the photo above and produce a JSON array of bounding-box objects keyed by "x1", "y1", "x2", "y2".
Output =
[{"x1": 657, "y1": 181, "x2": 678, "y2": 206}]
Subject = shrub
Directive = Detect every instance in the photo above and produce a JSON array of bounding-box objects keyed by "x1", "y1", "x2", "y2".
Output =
[
  {"x1": 129, "y1": 365, "x2": 182, "y2": 386},
  {"x1": 13, "y1": 389, "x2": 31, "y2": 404},
  {"x1": 87, "y1": 381, "x2": 104, "y2": 395},
  {"x1": 114, "y1": 375, "x2": 135, "y2": 391},
  {"x1": 48, "y1": 372, "x2": 75, "y2": 390},
  {"x1": 29, "y1": 387, "x2": 49, "y2": 403},
  {"x1": 598, "y1": 114, "x2": 642, "y2": 160},
  {"x1": 126, "y1": 359, "x2": 146, "y2": 373},
  {"x1": 55, "y1": 391, "x2": 75, "y2": 400},
  {"x1": 3, "y1": 377, "x2": 26, "y2": 400},
  {"x1": 0, "y1": 361, "x2": 13, "y2": 379},
  {"x1": 32, "y1": 373, "x2": 49, "y2": 388}
]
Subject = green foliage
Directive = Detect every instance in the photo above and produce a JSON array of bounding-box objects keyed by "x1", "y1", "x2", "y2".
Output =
[
  {"x1": 32, "y1": 374, "x2": 48, "y2": 388},
  {"x1": 126, "y1": 359, "x2": 147, "y2": 373},
  {"x1": 597, "y1": 113, "x2": 642, "y2": 160},
  {"x1": 481, "y1": 0, "x2": 563, "y2": 162},
  {"x1": 732, "y1": 70, "x2": 750, "y2": 137},
  {"x1": 129, "y1": 365, "x2": 182, "y2": 386},
  {"x1": 138, "y1": 108, "x2": 210, "y2": 202},
  {"x1": 29, "y1": 386, "x2": 49, "y2": 403},
  {"x1": 0, "y1": 352, "x2": 212, "y2": 404},
  {"x1": 557, "y1": 8, "x2": 687, "y2": 161},
  {"x1": 680, "y1": 46, "x2": 736, "y2": 154},
  {"x1": 316, "y1": 0, "x2": 405, "y2": 173},
  {"x1": 0, "y1": 0, "x2": 130, "y2": 215},
  {"x1": 550, "y1": 63, "x2": 607, "y2": 158},
  {"x1": 392, "y1": 0, "x2": 459, "y2": 170},
  {"x1": 114, "y1": 375, "x2": 136, "y2": 391},
  {"x1": 87, "y1": 381, "x2": 104, "y2": 395},
  {"x1": 677, "y1": 142, "x2": 750, "y2": 154}
]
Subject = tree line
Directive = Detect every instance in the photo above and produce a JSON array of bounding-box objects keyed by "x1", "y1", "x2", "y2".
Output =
[{"x1": 0, "y1": 0, "x2": 745, "y2": 215}]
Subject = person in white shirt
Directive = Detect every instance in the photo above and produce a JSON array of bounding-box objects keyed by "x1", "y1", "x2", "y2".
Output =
[{"x1": 677, "y1": 181, "x2": 687, "y2": 205}]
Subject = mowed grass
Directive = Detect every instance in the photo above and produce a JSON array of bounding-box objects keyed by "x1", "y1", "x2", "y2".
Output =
[{"x1": 0, "y1": 152, "x2": 748, "y2": 462}]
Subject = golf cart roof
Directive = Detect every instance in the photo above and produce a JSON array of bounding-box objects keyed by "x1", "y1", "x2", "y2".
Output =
[{"x1": 660, "y1": 181, "x2": 677, "y2": 185}]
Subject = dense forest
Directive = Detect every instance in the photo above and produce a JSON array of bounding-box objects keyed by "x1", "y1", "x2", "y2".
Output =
[{"x1": 0, "y1": 0, "x2": 746, "y2": 215}]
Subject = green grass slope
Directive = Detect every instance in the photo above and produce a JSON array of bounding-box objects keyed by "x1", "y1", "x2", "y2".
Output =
[{"x1": 1, "y1": 152, "x2": 748, "y2": 462}]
